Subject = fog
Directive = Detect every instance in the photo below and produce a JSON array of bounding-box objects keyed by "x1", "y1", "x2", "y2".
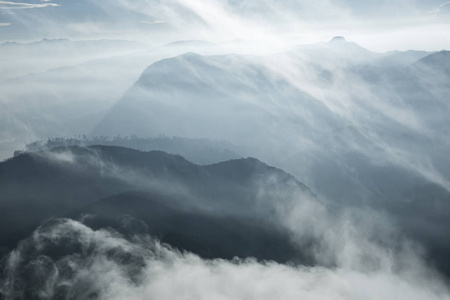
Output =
[
  {"x1": 1, "y1": 145, "x2": 449, "y2": 299},
  {"x1": 0, "y1": 209, "x2": 448, "y2": 299},
  {"x1": 1, "y1": 0, "x2": 450, "y2": 299}
]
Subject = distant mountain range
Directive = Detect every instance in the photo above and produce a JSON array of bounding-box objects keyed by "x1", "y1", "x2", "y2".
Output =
[
  {"x1": 92, "y1": 40, "x2": 450, "y2": 208},
  {"x1": 414, "y1": 50, "x2": 450, "y2": 76},
  {"x1": 2, "y1": 38, "x2": 450, "y2": 285},
  {"x1": 0, "y1": 38, "x2": 145, "y2": 82},
  {"x1": 86, "y1": 43, "x2": 450, "y2": 279}
]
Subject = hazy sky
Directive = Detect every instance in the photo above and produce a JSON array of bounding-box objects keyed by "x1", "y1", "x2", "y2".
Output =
[{"x1": 0, "y1": 0, "x2": 449, "y2": 51}]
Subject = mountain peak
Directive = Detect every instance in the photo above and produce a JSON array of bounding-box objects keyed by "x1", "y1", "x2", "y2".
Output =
[
  {"x1": 413, "y1": 50, "x2": 450, "y2": 74},
  {"x1": 329, "y1": 36, "x2": 346, "y2": 43}
]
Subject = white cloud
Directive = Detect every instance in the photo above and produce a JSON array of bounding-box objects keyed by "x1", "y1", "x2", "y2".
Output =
[
  {"x1": 3, "y1": 219, "x2": 449, "y2": 300},
  {"x1": 430, "y1": 1, "x2": 450, "y2": 14},
  {"x1": 0, "y1": 0, "x2": 448, "y2": 50},
  {"x1": 0, "y1": 1, "x2": 58, "y2": 9},
  {"x1": 140, "y1": 20, "x2": 166, "y2": 24},
  {"x1": 0, "y1": 22, "x2": 11, "y2": 26}
]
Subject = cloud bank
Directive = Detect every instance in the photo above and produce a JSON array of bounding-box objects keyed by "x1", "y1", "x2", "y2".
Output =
[
  {"x1": 0, "y1": 1, "x2": 58, "y2": 9},
  {"x1": 1, "y1": 218, "x2": 449, "y2": 300}
]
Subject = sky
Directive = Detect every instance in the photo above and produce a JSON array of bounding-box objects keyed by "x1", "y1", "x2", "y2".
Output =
[{"x1": 0, "y1": 0, "x2": 449, "y2": 51}]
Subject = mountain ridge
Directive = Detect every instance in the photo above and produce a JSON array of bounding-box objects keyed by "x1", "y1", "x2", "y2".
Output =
[{"x1": 0, "y1": 145, "x2": 316, "y2": 255}]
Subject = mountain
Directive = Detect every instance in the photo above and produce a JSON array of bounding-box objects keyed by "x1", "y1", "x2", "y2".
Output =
[
  {"x1": 87, "y1": 47, "x2": 450, "y2": 279},
  {"x1": 0, "y1": 41, "x2": 174, "y2": 160},
  {"x1": 0, "y1": 38, "x2": 278, "y2": 162},
  {"x1": 325, "y1": 36, "x2": 378, "y2": 60},
  {"x1": 0, "y1": 145, "x2": 327, "y2": 299},
  {"x1": 92, "y1": 51, "x2": 336, "y2": 149},
  {"x1": 66, "y1": 191, "x2": 303, "y2": 263},
  {"x1": 0, "y1": 38, "x2": 145, "y2": 82},
  {"x1": 22, "y1": 136, "x2": 242, "y2": 165},
  {"x1": 92, "y1": 47, "x2": 450, "y2": 206},
  {"x1": 2, "y1": 146, "x2": 450, "y2": 279},
  {"x1": 376, "y1": 50, "x2": 432, "y2": 66},
  {"x1": 0, "y1": 38, "x2": 152, "y2": 160},
  {"x1": 1, "y1": 146, "x2": 450, "y2": 299},
  {"x1": 0, "y1": 145, "x2": 315, "y2": 262},
  {"x1": 286, "y1": 36, "x2": 379, "y2": 68},
  {"x1": 413, "y1": 50, "x2": 450, "y2": 77}
]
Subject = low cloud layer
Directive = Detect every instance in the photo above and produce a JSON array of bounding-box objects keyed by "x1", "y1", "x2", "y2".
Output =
[{"x1": 1, "y1": 218, "x2": 449, "y2": 300}]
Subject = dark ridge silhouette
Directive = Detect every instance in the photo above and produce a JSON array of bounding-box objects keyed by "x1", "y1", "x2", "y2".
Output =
[
  {"x1": 21, "y1": 135, "x2": 242, "y2": 165},
  {"x1": 2, "y1": 145, "x2": 450, "y2": 281},
  {"x1": 65, "y1": 191, "x2": 309, "y2": 264},
  {"x1": 0, "y1": 145, "x2": 315, "y2": 262}
]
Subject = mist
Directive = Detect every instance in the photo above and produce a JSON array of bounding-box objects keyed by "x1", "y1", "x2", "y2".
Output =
[
  {"x1": 1, "y1": 0, "x2": 450, "y2": 299},
  {"x1": 1, "y1": 210, "x2": 448, "y2": 299}
]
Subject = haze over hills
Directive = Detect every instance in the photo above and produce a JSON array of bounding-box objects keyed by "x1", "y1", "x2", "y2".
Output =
[
  {"x1": 85, "y1": 42, "x2": 450, "y2": 284},
  {"x1": 0, "y1": 145, "x2": 322, "y2": 298},
  {"x1": 414, "y1": 50, "x2": 450, "y2": 77},
  {"x1": 1, "y1": 3, "x2": 450, "y2": 295},
  {"x1": 0, "y1": 39, "x2": 225, "y2": 160},
  {"x1": 92, "y1": 39, "x2": 450, "y2": 204},
  {"x1": 0, "y1": 146, "x2": 314, "y2": 254},
  {"x1": 0, "y1": 37, "x2": 301, "y2": 161},
  {"x1": 1, "y1": 0, "x2": 450, "y2": 298},
  {"x1": 1, "y1": 145, "x2": 450, "y2": 299},
  {"x1": 0, "y1": 38, "x2": 146, "y2": 82},
  {"x1": 0, "y1": 37, "x2": 444, "y2": 162},
  {"x1": 21, "y1": 136, "x2": 242, "y2": 165},
  {"x1": 1, "y1": 145, "x2": 449, "y2": 299}
]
